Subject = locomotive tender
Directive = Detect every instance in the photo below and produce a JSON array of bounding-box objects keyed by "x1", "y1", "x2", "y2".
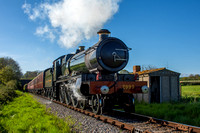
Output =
[{"x1": 28, "y1": 29, "x2": 148, "y2": 114}]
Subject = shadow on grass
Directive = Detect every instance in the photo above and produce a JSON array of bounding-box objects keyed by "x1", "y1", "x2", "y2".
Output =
[
  {"x1": 180, "y1": 96, "x2": 200, "y2": 103},
  {"x1": 0, "y1": 123, "x2": 7, "y2": 133}
]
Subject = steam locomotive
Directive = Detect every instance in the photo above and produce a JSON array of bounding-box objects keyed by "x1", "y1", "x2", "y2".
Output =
[{"x1": 27, "y1": 29, "x2": 148, "y2": 114}]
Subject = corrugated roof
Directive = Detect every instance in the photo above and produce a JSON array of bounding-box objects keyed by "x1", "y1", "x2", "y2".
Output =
[{"x1": 137, "y1": 67, "x2": 166, "y2": 75}]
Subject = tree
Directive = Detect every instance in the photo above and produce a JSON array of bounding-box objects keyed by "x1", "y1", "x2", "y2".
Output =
[
  {"x1": 22, "y1": 71, "x2": 41, "y2": 79},
  {"x1": 189, "y1": 74, "x2": 194, "y2": 78},
  {"x1": 141, "y1": 65, "x2": 157, "y2": 71},
  {"x1": 0, "y1": 66, "x2": 15, "y2": 84},
  {"x1": 119, "y1": 69, "x2": 130, "y2": 74},
  {"x1": 0, "y1": 57, "x2": 22, "y2": 85},
  {"x1": 194, "y1": 74, "x2": 200, "y2": 80}
]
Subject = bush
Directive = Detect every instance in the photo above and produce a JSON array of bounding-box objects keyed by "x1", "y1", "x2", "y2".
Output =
[
  {"x1": 0, "y1": 85, "x2": 18, "y2": 105},
  {"x1": 181, "y1": 82, "x2": 200, "y2": 86},
  {"x1": 6, "y1": 80, "x2": 19, "y2": 90}
]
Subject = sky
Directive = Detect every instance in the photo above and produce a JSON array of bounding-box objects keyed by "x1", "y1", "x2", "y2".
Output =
[{"x1": 0, "y1": 0, "x2": 200, "y2": 77}]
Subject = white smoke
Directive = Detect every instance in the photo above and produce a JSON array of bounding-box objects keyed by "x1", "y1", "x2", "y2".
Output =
[
  {"x1": 35, "y1": 25, "x2": 55, "y2": 42},
  {"x1": 22, "y1": 0, "x2": 121, "y2": 49},
  {"x1": 70, "y1": 84, "x2": 84, "y2": 101}
]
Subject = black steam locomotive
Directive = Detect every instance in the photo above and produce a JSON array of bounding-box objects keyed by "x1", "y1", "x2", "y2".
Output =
[{"x1": 28, "y1": 29, "x2": 148, "y2": 114}]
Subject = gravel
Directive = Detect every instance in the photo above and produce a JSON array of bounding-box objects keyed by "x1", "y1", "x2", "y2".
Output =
[
  {"x1": 32, "y1": 94, "x2": 126, "y2": 133},
  {"x1": 103, "y1": 111, "x2": 186, "y2": 133},
  {"x1": 32, "y1": 94, "x2": 186, "y2": 133}
]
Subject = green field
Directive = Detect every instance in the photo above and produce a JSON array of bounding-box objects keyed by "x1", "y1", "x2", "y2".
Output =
[
  {"x1": 0, "y1": 91, "x2": 73, "y2": 132},
  {"x1": 135, "y1": 85, "x2": 200, "y2": 126},
  {"x1": 181, "y1": 85, "x2": 200, "y2": 98}
]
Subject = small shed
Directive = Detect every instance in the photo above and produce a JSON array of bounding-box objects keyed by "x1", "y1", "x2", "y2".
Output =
[{"x1": 133, "y1": 66, "x2": 181, "y2": 103}]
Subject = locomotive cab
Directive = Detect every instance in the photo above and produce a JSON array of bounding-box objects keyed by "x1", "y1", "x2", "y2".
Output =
[{"x1": 53, "y1": 55, "x2": 65, "y2": 81}]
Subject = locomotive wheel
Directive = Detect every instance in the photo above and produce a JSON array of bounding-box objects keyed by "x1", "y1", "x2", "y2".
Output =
[
  {"x1": 92, "y1": 94, "x2": 102, "y2": 114},
  {"x1": 46, "y1": 89, "x2": 49, "y2": 97},
  {"x1": 79, "y1": 100, "x2": 86, "y2": 110},
  {"x1": 47, "y1": 89, "x2": 50, "y2": 99},
  {"x1": 44, "y1": 90, "x2": 46, "y2": 96},
  {"x1": 64, "y1": 88, "x2": 71, "y2": 105},
  {"x1": 71, "y1": 95, "x2": 79, "y2": 108},
  {"x1": 49, "y1": 88, "x2": 54, "y2": 100},
  {"x1": 123, "y1": 94, "x2": 135, "y2": 113},
  {"x1": 59, "y1": 85, "x2": 65, "y2": 103}
]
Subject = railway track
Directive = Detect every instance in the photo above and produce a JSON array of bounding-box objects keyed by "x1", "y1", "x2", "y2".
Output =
[{"x1": 35, "y1": 94, "x2": 200, "y2": 133}]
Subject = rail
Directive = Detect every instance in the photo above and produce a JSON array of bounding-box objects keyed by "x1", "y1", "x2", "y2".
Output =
[{"x1": 34, "y1": 94, "x2": 200, "y2": 133}]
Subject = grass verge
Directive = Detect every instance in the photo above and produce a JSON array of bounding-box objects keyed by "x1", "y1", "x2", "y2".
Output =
[
  {"x1": 0, "y1": 91, "x2": 72, "y2": 132},
  {"x1": 135, "y1": 102, "x2": 200, "y2": 126},
  {"x1": 135, "y1": 85, "x2": 200, "y2": 126}
]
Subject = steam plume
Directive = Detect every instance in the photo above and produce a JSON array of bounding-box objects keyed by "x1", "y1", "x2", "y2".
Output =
[{"x1": 22, "y1": 0, "x2": 120, "y2": 49}]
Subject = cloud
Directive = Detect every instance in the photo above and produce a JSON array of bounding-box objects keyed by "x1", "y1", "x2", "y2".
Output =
[
  {"x1": 22, "y1": 2, "x2": 31, "y2": 14},
  {"x1": 22, "y1": 0, "x2": 120, "y2": 49},
  {"x1": 35, "y1": 25, "x2": 55, "y2": 42},
  {"x1": 22, "y1": 2, "x2": 48, "y2": 21}
]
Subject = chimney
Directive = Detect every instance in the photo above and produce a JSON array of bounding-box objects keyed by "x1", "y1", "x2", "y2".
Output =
[
  {"x1": 133, "y1": 65, "x2": 141, "y2": 74},
  {"x1": 79, "y1": 46, "x2": 85, "y2": 51},
  {"x1": 75, "y1": 46, "x2": 85, "y2": 53},
  {"x1": 97, "y1": 29, "x2": 111, "y2": 41}
]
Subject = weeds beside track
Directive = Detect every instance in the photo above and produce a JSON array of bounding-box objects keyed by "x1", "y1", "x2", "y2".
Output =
[{"x1": 0, "y1": 91, "x2": 72, "y2": 132}]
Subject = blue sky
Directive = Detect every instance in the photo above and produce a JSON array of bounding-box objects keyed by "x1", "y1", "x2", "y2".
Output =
[{"x1": 0, "y1": 0, "x2": 200, "y2": 76}]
